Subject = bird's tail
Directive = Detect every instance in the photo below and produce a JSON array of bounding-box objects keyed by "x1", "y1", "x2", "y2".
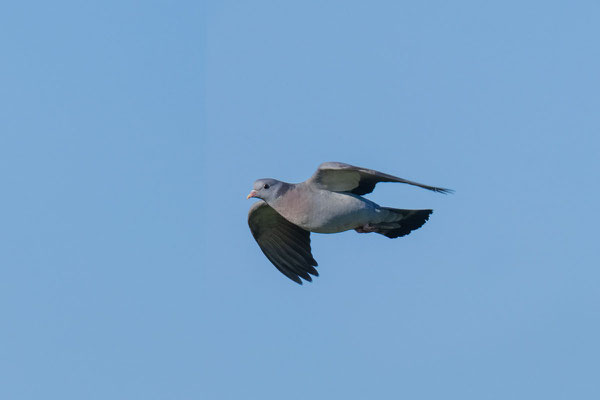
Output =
[{"x1": 373, "y1": 208, "x2": 433, "y2": 238}]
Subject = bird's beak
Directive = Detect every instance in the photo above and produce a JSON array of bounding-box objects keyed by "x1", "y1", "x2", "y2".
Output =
[{"x1": 246, "y1": 190, "x2": 258, "y2": 199}]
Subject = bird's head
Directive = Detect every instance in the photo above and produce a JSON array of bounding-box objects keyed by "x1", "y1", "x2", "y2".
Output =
[{"x1": 247, "y1": 179, "x2": 286, "y2": 202}]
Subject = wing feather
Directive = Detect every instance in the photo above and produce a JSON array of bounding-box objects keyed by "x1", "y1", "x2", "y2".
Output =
[
  {"x1": 307, "y1": 162, "x2": 453, "y2": 195},
  {"x1": 248, "y1": 201, "x2": 318, "y2": 284}
]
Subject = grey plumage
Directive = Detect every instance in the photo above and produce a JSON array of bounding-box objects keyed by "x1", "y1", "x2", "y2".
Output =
[{"x1": 247, "y1": 162, "x2": 452, "y2": 284}]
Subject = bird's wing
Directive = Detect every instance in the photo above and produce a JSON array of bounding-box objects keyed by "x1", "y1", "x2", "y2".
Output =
[
  {"x1": 248, "y1": 201, "x2": 318, "y2": 284},
  {"x1": 306, "y1": 162, "x2": 453, "y2": 195}
]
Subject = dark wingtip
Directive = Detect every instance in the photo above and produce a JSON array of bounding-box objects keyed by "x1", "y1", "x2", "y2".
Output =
[
  {"x1": 436, "y1": 187, "x2": 454, "y2": 194},
  {"x1": 296, "y1": 272, "x2": 318, "y2": 285}
]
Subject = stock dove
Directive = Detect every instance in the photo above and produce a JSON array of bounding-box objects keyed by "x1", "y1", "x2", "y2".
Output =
[{"x1": 247, "y1": 162, "x2": 452, "y2": 284}]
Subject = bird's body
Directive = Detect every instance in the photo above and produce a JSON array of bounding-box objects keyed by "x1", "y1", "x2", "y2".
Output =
[
  {"x1": 270, "y1": 183, "x2": 381, "y2": 233},
  {"x1": 247, "y1": 162, "x2": 452, "y2": 284}
]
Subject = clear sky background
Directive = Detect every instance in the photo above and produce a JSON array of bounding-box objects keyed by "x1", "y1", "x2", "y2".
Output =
[{"x1": 2, "y1": 1, "x2": 599, "y2": 399}]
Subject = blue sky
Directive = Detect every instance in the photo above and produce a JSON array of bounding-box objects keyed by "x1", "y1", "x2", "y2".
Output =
[{"x1": 2, "y1": 1, "x2": 599, "y2": 399}]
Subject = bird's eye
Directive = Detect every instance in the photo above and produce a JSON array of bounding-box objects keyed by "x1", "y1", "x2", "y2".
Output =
[{"x1": 263, "y1": 184, "x2": 270, "y2": 189}]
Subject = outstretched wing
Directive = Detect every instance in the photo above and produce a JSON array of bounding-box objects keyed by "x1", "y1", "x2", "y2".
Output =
[
  {"x1": 307, "y1": 162, "x2": 453, "y2": 195},
  {"x1": 248, "y1": 201, "x2": 318, "y2": 284}
]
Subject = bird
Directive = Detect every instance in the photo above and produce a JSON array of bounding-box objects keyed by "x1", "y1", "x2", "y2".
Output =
[{"x1": 247, "y1": 162, "x2": 452, "y2": 284}]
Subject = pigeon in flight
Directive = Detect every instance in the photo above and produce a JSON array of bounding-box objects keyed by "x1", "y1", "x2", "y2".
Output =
[{"x1": 247, "y1": 162, "x2": 452, "y2": 284}]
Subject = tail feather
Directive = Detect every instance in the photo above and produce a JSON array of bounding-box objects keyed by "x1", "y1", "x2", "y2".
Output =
[{"x1": 376, "y1": 208, "x2": 433, "y2": 238}]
